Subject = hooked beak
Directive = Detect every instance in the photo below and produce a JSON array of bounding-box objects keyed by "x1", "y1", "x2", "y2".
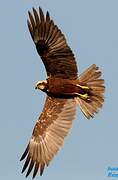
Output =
[
  {"x1": 35, "y1": 81, "x2": 41, "y2": 90},
  {"x1": 35, "y1": 85, "x2": 38, "y2": 89}
]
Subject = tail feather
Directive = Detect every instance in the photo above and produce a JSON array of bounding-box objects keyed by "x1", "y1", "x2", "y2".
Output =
[
  {"x1": 76, "y1": 98, "x2": 98, "y2": 119},
  {"x1": 76, "y1": 64, "x2": 105, "y2": 119},
  {"x1": 90, "y1": 86, "x2": 105, "y2": 94},
  {"x1": 88, "y1": 71, "x2": 102, "y2": 82},
  {"x1": 78, "y1": 64, "x2": 98, "y2": 83},
  {"x1": 87, "y1": 79, "x2": 104, "y2": 86}
]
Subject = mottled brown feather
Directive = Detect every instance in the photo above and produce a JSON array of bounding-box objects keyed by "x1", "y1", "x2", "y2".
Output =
[{"x1": 20, "y1": 96, "x2": 76, "y2": 178}]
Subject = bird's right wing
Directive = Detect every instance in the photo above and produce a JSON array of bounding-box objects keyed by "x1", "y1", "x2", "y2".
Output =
[
  {"x1": 20, "y1": 96, "x2": 76, "y2": 178},
  {"x1": 27, "y1": 7, "x2": 78, "y2": 79}
]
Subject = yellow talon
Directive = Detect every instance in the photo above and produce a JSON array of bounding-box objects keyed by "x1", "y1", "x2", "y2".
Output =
[
  {"x1": 78, "y1": 93, "x2": 89, "y2": 100},
  {"x1": 76, "y1": 84, "x2": 89, "y2": 90}
]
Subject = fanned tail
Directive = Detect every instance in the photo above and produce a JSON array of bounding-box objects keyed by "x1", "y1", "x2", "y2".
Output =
[{"x1": 76, "y1": 64, "x2": 105, "y2": 119}]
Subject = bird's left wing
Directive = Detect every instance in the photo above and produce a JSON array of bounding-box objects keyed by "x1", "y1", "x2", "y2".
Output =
[
  {"x1": 20, "y1": 96, "x2": 76, "y2": 178},
  {"x1": 27, "y1": 7, "x2": 78, "y2": 79}
]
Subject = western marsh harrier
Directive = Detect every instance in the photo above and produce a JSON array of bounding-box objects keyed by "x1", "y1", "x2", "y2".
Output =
[{"x1": 20, "y1": 7, "x2": 105, "y2": 178}]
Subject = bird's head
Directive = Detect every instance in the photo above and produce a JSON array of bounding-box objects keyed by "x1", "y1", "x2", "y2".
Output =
[{"x1": 35, "y1": 80, "x2": 48, "y2": 92}]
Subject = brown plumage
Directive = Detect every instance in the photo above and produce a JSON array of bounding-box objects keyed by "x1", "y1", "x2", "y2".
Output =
[
  {"x1": 20, "y1": 7, "x2": 105, "y2": 178},
  {"x1": 27, "y1": 7, "x2": 78, "y2": 79},
  {"x1": 21, "y1": 97, "x2": 76, "y2": 178}
]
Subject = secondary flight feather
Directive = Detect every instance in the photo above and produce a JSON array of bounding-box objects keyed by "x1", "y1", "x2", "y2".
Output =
[{"x1": 20, "y1": 7, "x2": 105, "y2": 178}]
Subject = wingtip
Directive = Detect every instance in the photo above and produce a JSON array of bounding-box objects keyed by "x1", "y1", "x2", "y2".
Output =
[
  {"x1": 20, "y1": 154, "x2": 25, "y2": 162},
  {"x1": 28, "y1": 10, "x2": 31, "y2": 16},
  {"x1": 25, "y1": 172, "x2": 30, "y2": 178},
  {"x1": 21, "y1": 156, "x2": 30, "y2": 174},
  {"x1": 21, "y1": 168, "x2": 24, "y2": 174},
  {"x1": 20, "y1": 144, "x2": 29, "y2": 161},
  {"x1": 27, "y1": 19, "x2": 30, "y2": 26},
  {"x1": 46, "y1": 11, "x2": 50, "y2": 20},
  {"x1": 39, "y1": 6, "x2": 45, "y2": 21},
  {"x1": 39, "y1": 6, "x2": 42, "y2": 12},
  {"x1": 25, "y1": 160, "x2": 34, "y2": 178},
  {"x1": 40, "y1": 164, "x2": 45, "y2": 176},
  {"x1": 25, "y1": 174, "x2": 28, "y2": 178},
  {"x1": 32, "y1": 7, "x2": 37, "y2": 16},
  {"x1": 32, "y1": 163, "x2": 40, "y2": 179},
  {"x1": 39, "y1": 6, "x2": 43, "y2": 15},
  {"x1": 32, "y1": 7, "x2": 36, "y2": 11}
]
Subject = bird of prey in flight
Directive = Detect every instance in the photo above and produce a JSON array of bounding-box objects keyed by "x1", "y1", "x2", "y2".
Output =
[{"x1": 20, "y1": 7, "x2": 105, "y2": 178}]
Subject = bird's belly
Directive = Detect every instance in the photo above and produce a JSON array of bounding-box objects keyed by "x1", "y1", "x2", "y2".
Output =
[
  {"x1": 48, "y1": 78, "x2": 84, "y2": 96},
  {"x1": 50, "y1": 84, "x2": 76, "y2": 94}
]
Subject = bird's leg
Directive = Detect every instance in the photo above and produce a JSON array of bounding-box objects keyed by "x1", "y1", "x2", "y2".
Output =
[
  {"x1": 76, "y1": 93, "x2": 90, "y2": 100},
  {"x1": 76, "y1": 84, "x2": 89, "y2": 90},
  {"x1": 74, "y1": 83, "x2": 90, "y2": 100}
]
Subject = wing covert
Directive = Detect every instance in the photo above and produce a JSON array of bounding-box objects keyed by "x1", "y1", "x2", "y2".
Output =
[
  {"x1": 27, "y1": 7, "x2": 78, "y2": 79},
  {"x1": 20, "y1": 96, "x2": 76, "y2": 178}
]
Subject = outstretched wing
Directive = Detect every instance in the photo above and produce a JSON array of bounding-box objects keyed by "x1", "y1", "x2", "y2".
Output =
[
  {"x1": 27, "y1": 7, "x2": 78, "y2": 79},
  {"x1": 20, "y1": 96, "x2": 76, "y2": 178}
]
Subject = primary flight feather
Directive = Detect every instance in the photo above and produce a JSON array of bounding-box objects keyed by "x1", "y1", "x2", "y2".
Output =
[{"x1": 20, "y1": 7, "x2": 105, "y2": 178}]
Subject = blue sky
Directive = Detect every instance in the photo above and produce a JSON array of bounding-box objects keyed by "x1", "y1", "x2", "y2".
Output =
[{"x1": 0, "y1": 0, "x2": 118, "y2": 180}]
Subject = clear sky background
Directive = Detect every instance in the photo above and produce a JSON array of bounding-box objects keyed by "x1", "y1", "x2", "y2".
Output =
[{"x1": 0, "y1": 0, "x2": 118, "y2": 180}]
